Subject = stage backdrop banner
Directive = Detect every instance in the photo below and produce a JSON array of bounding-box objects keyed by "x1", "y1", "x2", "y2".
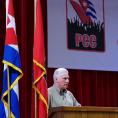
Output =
[{"x1": 47, "y1": 0, "x2": 118, "y2": 71}]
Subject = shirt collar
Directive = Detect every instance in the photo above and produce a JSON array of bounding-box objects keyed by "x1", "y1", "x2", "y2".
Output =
[{"x1": 53, "y1": 85, "x2": 67, "y2": 95}]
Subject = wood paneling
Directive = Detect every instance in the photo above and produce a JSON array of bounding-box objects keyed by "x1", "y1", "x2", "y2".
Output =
[{"x1": 49, "y1": 106, "x2": 118, "y2": 118}]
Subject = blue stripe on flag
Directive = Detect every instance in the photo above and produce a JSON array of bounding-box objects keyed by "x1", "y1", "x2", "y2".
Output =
[
  {"x1": 86, "y1": 11, "x2": 97, "y2": 19},
  {"x1": 0, "y1": 101, "x2": 6, "y2": 118},
  {"x1": 2, "y1": 69, "x2": 8, "y2": 95},
  {"x1": 0, "y1": 45, "x2": 22, "y2": 118},
  {"x1": 4, "y1": 45, "x2": 21, "y2": 68},
  {"x1": 88, "y1": 6, "x2": 96, "y2": 14},
  {"x1": 87, "y1": 0, "x2": 94, "y2": 6},
  {"x1": 10, "y1": 89, "x2": 20, "y2": 118}
]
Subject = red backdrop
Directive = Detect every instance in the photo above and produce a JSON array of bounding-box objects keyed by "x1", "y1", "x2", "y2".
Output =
[{"x1": 0, "y1": 0, "x2": 118, "y2": 118}]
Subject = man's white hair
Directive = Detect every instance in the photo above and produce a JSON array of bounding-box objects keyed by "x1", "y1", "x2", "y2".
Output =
[{"x1": 53, "y1": 68, "x2": 69, "y2": 81}]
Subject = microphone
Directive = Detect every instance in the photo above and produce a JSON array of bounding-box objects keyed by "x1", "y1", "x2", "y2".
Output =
[{"x1": 60, "y1": 89, "x2": 67, "y2": 95}]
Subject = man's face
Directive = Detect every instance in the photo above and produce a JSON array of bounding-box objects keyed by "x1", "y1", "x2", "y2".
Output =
[{"x1": 56, "y1": 76, "x2": 69, "y2": 89}]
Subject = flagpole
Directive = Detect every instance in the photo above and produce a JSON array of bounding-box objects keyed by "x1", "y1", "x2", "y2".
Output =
[
  {"x1": 7, "y1": 66, "x2": 11, "y2": 118},
  {"x1": 34, "y1": 0, "x2": 37, "y2": 118},
  {"x1": 6, "y1": 1, "x2": 11, "y2": 117},
  {"x1": 35, "y1": 90, "x2": 37, "y2": 118}
]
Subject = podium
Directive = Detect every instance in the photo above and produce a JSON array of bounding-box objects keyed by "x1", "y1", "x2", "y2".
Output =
[{"x1": 48, "y1": 106, "x2": 118, "y2": 118}]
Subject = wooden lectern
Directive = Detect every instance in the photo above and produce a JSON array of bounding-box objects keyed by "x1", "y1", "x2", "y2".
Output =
[{"x1": 48, "y1": 106, "x2": 118, "y2": 118}]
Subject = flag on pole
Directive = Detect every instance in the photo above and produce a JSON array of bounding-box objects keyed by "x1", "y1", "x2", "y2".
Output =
[
  {"x1": 0, "y1": 0, "x2": 23, "y2": 118},
  {"x1": 32, "y1": 0, "x2": 48, "y2": 117}
]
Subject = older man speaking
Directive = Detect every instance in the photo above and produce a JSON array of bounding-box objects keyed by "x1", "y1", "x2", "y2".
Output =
[{"x1": 48, "y1": 68, "x2": 81, "y2": 109}]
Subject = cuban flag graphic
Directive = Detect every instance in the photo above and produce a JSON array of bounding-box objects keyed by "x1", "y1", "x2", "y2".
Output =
[
  {"x1": 0, "y1": 0, "x2": 23, "y2": 118},
  {"x1": 86, "y1": 0, "x2": 97, "y2": 20},
  {"x1": 68, "y1": 0, "x2": 100, "y2": 24}
]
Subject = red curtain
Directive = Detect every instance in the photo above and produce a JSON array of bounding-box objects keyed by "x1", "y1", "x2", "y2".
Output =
[
  {"x1": 0, "y1": 0, "x2": 118, "y2": 118},
  {"x1": 47, "y1": 68, "x2": 118, "y2": 107}
]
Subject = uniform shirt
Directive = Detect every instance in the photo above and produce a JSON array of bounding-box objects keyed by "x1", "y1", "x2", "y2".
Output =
[{"x1": 48, "y1": 85, "x2": 81, "y2": 109}]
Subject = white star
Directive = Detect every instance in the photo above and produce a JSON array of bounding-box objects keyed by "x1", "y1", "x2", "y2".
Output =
[
  {"x1": 7, "y1": 14, "x2": 16, "y2": 32},
  {"x1": 82, "y1": 1, "x2": 87, "y2": 7}
]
